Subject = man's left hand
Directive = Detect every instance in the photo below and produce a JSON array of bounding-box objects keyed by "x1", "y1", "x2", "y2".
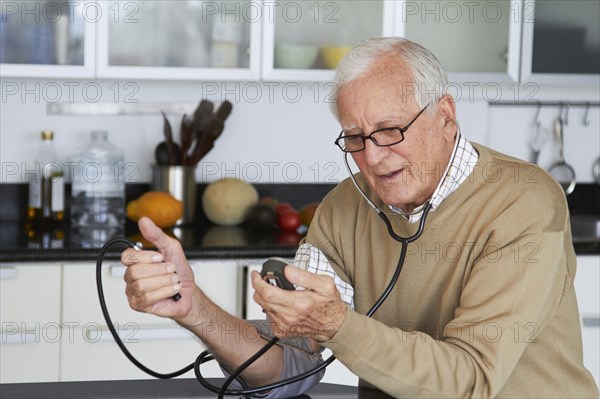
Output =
[{"x1": 251, "y1": 265, "x2": 347, "y2": 342}]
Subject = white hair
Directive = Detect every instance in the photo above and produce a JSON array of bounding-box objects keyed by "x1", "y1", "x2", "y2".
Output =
[{"x1": 330, "y1": 37, "x2": 450, "y2": 121}]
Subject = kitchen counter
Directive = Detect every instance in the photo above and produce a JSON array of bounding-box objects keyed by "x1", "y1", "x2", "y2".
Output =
[
  {"x1": 0, "y1": 220, "x2": 302, "y2": 262},
  {"x1": 1, "y1": 219, "x2": 598, "y2": 263},
  {"x1": 0, "y1": 183, "x2": 334, "y2": 263},
  {"x1": 1, "y1": 183, "x2": 598, "y2": 263},
  {"x1": 0, "y1": 378, "x2": 392, "y2": 399}
]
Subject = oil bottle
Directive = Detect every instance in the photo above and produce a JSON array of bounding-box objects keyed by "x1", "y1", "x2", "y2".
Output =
[{"x1": 27, "y1": 130, "x2": 65, "y2": 225}]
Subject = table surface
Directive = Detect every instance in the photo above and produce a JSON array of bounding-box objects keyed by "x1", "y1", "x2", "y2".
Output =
[{"x1": 0, "y1": 378, "x2": 393, "y2": 399}]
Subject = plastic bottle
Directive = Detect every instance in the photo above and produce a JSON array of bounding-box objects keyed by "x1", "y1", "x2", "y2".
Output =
[
  {"x1": 27, "y1": 130, "x2": 65, "y2": 225},
  {"x1": 71, "y1": 130, "x2": 125, "y2": 228}
]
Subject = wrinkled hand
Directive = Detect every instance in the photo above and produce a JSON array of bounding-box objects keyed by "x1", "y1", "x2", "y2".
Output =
[
  {"x1": 120, "y1": 217, "x2": 196, "y2": 320},
  {"x1": 251, "y1": 265, "x2": 347, "y2": 342}
]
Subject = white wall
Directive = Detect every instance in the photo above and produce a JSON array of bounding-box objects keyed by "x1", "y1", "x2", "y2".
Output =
[{"x1": 1, "y1": 78, "x2": 599, "y2": 185}]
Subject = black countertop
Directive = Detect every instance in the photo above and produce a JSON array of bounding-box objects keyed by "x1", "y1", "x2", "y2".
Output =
[
  {"x1": 1, "y1": 183, "x2": 598, "y2": 263},
  {"x1": 0, "y1": 183, "x2": 333, "y2": 263},
  {"x1": 0, "y1": 378, "x2": 392, "y2": 399},
  {"x1": 0, "y1": 220, "x2": 302, "y2": 262}
]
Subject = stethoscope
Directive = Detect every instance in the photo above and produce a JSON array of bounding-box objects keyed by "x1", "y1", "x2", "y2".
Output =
[{"x1": 96, "y1": 126, "x2": 461, "y2": 398}]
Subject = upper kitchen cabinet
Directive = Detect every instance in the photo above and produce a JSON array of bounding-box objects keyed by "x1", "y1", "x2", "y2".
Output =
[
  {"x1": 96, "y1": 0, "x2": 261, "y2": 80},
  {"x1": 397, "y1": 0, "x2": 522, "y2": 83},
  {"x1": 0, "y1": 0, "x2": 95, "y2": 78},
  {"x1": 262, "y1": 0, "x2": 396, "y2": 81},
  {"x1": 521, "y1": 0, "x2": 600, "y2": 85}
]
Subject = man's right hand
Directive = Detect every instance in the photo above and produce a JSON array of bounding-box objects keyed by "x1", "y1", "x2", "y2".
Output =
[{"x1": 120, "y1": 216, "x2": 197, "y2": 321}]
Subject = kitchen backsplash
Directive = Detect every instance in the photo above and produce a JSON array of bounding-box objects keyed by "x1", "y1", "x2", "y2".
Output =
[{"x1": 1, "y1": 79, "x2": 599, "y2": 185}]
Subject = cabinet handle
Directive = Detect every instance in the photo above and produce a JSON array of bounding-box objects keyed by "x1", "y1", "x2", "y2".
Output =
[
  {"x1": 582, "y1": 317, "x2": 600, "y2": 328},
  {"x1": 1, "y1": 332, "x2": 37, "y2": 344},
  {"x1": 0, "y1": 266, "x2": 17, "y2": 280},
  {"x1": 88, "y1": 327, "x2": 194, "y2": 342}
]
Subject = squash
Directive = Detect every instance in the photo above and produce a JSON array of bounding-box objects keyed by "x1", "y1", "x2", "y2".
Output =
[
  {"x1": 202, "y1": 178, "x2": 258, "y2": 226},
  {"x1": 126, "y1": 191, "x2": 183, "y2": 229}
]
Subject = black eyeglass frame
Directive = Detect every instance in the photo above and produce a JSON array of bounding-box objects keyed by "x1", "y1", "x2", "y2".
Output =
[{"x1": 334, "y1": 104, "x2": 429, "y2": 153}]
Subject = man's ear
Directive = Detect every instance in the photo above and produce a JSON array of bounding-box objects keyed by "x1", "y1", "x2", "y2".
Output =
[{"x1": 437, "y1": 95, "x2": 457, "y2": 141}]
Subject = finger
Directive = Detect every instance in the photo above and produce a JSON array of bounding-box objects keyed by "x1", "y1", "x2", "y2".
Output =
[
  {"x1": 127, "y1": 283, "x2": 182, "y2": 312},
  {"x1": 250, "y1": 270, "x2": 286, "y2": 296},
  {"x1": 123, "y1": 262, "x2": 177, "y2": 284},
  {"x1": 284, "y1": 266, "x2": 334, "y2": 293},
  {"x1": 138, "y1": 217, "x2": 182, "y2": 260},
  {"x1": 250, "y1": 271, "x2": 291, "y2": 310},
  {"x1": 121, "y1": 248, "x2": 163, "y2": 266},
  {"x1": 128, "y1": 273, "x2": 180, "y2": 298}
]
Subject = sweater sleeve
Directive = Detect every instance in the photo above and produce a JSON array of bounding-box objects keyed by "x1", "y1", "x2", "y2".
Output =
[{"x1": 310, "y1": 180, "x2": 574, "y2": 398}]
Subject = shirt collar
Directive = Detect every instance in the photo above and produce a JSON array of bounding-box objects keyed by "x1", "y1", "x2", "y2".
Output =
[{"x1": 389, "y1": 134, "x2": 479, "y2": 223}]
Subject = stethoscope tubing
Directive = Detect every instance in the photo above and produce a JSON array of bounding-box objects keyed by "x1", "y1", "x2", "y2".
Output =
[
  {"x1": 96, "y1": 126, "x2": 459, "y2": 397},
  {"x1": 96, "y1": 207, "x2": 429, "y2": 397}
]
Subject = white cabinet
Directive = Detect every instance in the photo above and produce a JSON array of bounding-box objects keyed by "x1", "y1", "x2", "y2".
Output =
[
  {"x1": 0, "y1": 263, "x2": 62, "y2": 383},
  {"x1": 59, "y1": 259, "x2": 239, "y2": 381},
  {"x1": 520, "y1": 0, "x2": 600, "y2": 85},
  {"x1": 397, "y1": 0, "x2": 522, "y2": 83},
  {"x1": 95, "y1": 0, "x2": 262, "y2": 80},
  {"x1": 4, "y1": 0, "x2": 597, "y2": 86},
  {"x1": 58, "y1": 324, "x2": 221, "y2": 381},
  {"x1": 262, "y1": 0, "x2": 395, "y2": 81},
  {"x1": 0, "y1": 259, "x2": 240, "y2": 383},
  {"x1": 574, "y1": 255, "x2": 600, "y2": 387},
  {"x1": 0, "y1": 0, "x2": 95, "y2": 78}
]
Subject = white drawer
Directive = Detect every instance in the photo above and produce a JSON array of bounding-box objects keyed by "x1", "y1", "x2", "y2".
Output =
[
  {"x1": 62, "y1": 260, "x2": 240, "y2": 328},
  {"x1": 59, "y1": 326, "x2": 224, "y2": 381},
  {"x1": 62, "y1": 262, "x2": 175, "y2": 328},
  {"x1": 0, "y1": 339, "x2": 60, "y2": 383},
  {"x1": 0, "y1": 263, "x2": 61, "y2": 331}
]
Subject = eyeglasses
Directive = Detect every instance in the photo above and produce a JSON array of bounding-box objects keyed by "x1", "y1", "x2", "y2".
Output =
[{"x1": 334, "y1": 105, "x2": 429, "y2": 153}]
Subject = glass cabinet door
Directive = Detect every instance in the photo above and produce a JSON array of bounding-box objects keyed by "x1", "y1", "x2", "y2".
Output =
[
  {"x1": 0, "y1": 0, "x2": 94, "y2": 77},
  {"x1": 398, "y1": 0, "x2": 521, "y2": 82},
  {"x1": 97, "y1": 0, "x2": 261, "y2": 80},
  {"x1": 521, "y1": 0, "x2": 600, "y2": 84},
  {"x1": 262, "y1": 0, "x2": 395, "y2": 81}
]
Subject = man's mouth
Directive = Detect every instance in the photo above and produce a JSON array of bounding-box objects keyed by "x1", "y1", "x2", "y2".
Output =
[{"x1": 377, "y1": 168, "x2": 403, "y2": 183}]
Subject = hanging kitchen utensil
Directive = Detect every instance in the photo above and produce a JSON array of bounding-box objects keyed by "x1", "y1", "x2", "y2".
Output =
[
  {"x1": 548, "y1": 117, "x2": 576, "y2": 195},
  {"x1": 528, "y1": 103, "x2": 548, "y2": 164},
  {"x1": 593, "y1": 157, "x2": 600, "y2": 185}
]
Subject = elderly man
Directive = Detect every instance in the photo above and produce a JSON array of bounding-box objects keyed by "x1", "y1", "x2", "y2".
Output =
[{"x1": 121, "y1": 38, "x2": 599, "y2": 398}]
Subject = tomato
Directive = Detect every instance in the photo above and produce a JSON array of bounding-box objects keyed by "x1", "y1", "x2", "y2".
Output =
[
  {"x1": 278, "y1": 209, "x2": 301, "y2": 232},
  {"x1": 275, "y1": 202, "x2": 294, "y2": 215}
]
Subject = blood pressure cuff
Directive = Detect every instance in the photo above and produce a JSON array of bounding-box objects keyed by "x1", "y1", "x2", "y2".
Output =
[{"x1": 219, "y1": 319, "x2": 325, "y2": 398}]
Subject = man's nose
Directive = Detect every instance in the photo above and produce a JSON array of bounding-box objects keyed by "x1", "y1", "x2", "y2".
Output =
[{"x1": 363, "y1": 139, "x2": 388, "y2": 166}]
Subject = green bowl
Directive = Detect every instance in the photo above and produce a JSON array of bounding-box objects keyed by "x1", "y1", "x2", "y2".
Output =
[{"x1": 274, "y1": 44, "x2": 319, "y2": 69}]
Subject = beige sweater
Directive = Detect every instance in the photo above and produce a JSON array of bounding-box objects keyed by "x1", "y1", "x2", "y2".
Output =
[{"x1": 307, "y1": 144, "x2": 599, "y2": 398}]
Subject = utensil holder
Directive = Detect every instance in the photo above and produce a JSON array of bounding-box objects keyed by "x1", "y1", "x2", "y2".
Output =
[{"x1": 151, "y1": 165, "x2": 196, "y2": 226}]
